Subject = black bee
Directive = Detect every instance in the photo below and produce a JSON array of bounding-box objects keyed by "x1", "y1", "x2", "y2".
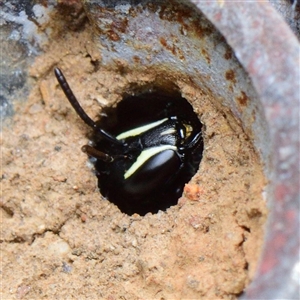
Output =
[{"x1": 55, "y1": 68, "x2": 203, "y2": 215}]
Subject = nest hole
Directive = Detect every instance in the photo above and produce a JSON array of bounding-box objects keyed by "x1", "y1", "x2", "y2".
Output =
[{"x1": 91, "y1": 88, "x2": 204, "y2": 215}]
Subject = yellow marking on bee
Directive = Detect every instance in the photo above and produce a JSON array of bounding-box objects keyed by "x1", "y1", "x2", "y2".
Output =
[
  {"x1": 117, "y1": 118, "x2": 168, "y2": 140},
  {"x1": 184, "y1": 124, "x2": 193, "y2": 139},
  {"x1": 124, "y1": 145, "x2": 177, "y2": 179},
  {"x1": 160, "y1": 128, "x2": 176, "y2": 136}
]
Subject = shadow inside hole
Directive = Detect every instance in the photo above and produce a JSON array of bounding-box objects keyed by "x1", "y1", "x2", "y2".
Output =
[{"x1": 92, "y1": 90, "x2": 204, "y2": 215}]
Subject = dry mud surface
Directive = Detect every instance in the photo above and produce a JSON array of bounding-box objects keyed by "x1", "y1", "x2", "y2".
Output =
[{"x1": 1, "y1": 19, "x2": 267, "y2": 300}]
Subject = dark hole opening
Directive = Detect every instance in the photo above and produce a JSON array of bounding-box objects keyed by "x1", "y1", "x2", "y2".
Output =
[{"x1": 92, "y1": 90, "x2": 204, "y2": 215}]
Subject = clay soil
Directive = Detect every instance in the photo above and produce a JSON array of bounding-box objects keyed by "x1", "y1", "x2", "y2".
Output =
[{"x1": 1, "y1": 17, "x2": 268, "y2": 300}]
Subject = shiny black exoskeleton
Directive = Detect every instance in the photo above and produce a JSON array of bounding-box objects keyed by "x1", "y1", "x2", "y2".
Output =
[{"x1": 54, "y1": 67, "x2": 203, "y2": 215}]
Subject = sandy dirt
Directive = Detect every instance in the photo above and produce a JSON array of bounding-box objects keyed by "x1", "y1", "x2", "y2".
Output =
[{"x1": 1, "y1": 11, "x2": 268, "y2": 300}]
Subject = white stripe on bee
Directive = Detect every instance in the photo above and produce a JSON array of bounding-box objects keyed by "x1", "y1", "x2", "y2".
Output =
[
  {"x1": 160, "y1": 128, "x2": 176, "y2": 136},
  {"x1": 124, "y1": 145, "x2": 177, "y2": 179},
  {"x1": 117, "y1": 118, "x2": 168, "y2": 140}
]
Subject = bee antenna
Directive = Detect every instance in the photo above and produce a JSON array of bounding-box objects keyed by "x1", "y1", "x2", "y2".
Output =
[
  {"x1": 54, "y1": 67, "x2": 122, "y2": 146},
  {"x1": 54, "y1": 67, "x2": 96, "y2": 128},
  {"x1": 81, "y1": 145, "x2": 114, "y2": 162}
]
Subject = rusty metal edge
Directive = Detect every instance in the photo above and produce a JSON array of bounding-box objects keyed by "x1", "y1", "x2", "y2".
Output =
[{"x1": 189, "y1": 0, "x2": 300, "y2": 299}]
